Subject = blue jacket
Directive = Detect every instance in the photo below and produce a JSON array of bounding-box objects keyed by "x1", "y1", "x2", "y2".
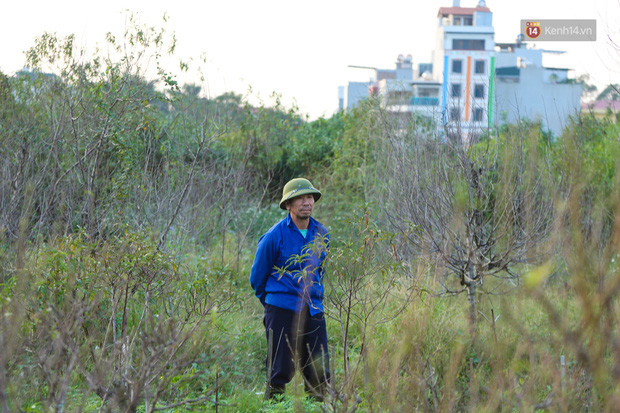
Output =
[{"x1": 250, "y1": 215, "x2": 329, "y2": 316}]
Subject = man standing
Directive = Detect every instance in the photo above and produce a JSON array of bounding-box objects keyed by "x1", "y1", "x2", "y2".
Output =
[{"x1": 250, "y1": 178, "x2": 331, "y2": 401}]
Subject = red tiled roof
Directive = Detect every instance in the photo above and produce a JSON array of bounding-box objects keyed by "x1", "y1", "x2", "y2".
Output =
[{"x1": 438, "y1": 6, "x2": 491, "y2": 16}]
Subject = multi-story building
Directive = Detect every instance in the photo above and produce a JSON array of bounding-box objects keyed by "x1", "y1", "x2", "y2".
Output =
[
  {"x1": 433, "y1": 0, "x2": 495, "y2": 140},
  {"x1": 341, "y1": 0, "x2": 583, "y2": 140}
]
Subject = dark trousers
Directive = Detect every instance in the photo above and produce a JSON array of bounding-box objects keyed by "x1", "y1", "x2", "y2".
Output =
[{"x1": 264, "y1": 304, "x2": 331, "y2": 398}]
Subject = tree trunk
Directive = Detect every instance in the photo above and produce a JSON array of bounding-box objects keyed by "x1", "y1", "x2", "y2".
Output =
[{"x1": 467, "y1": 281, "x2": 477, "y2": 338}]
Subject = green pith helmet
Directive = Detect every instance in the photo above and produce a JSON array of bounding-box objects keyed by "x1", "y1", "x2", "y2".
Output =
[{"x1": 279, "y1": 178, "x2": 322, "y2": 210}]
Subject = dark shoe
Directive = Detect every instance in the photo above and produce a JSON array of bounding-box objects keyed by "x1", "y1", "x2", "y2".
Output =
[
  {"x1": 305, "y1": 383, "x2": 326, "y2": 403},
  {"x1": 266, "y1": 384, "x2": 286, "y2": 401},
  {"x1": 307, "y1": 393, "x2": 324, "y2": 403}
]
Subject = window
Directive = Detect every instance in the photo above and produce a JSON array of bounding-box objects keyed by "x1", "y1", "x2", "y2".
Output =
[
  {"x1": 450, "y1": 107, "x2": 461, "y2": 121},
  {"x1": 418, "y1": 88, "x2": 434, "y2": 97},
  {"x1": 475, "y1": 60, "x2": 486, "y2": 74},
  {"x1": 454, "y1": 15, "x2": 473, "y2": 26},
  {"x1": 452, "y1": 59, "x2": 463, "y2": 74},
  {"x1": 451, "y1": 83, "x2": 461, "y2": 98},
  {"x1": 474, "y1": 84, "x2": 485, "y2": 98},
  {"x1": 473, "y1": 108, "x2": 484, "y2": 122},
  {"x1": 452, "y1": 39, "x2": 485, "y2": 50}
]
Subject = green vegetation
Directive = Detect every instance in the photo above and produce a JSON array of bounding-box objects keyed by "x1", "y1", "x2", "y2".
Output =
[{"x1": 1, "y1": 21, "x2": 620, "y2": 412}]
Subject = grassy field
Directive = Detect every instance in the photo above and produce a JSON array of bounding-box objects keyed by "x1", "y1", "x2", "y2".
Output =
[{"x1": 2, "y1": 209, "x2": 619, "y2": 412}]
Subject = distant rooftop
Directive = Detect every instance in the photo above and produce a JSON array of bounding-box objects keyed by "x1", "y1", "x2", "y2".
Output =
[
  {"x1": 437, "y1": 6, "x2": 491, "y2": 16},
  {"x1": 495, "y1": 42, "x2": 567, "y2": 55},
  {"x1": 495, "y1": 42, "x2": 524, "y2": 50}
]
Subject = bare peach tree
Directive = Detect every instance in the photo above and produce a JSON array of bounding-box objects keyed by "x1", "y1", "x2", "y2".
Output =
[
  {"x1": 323, "y1": 206, "x2": 416, "y2": 411},
  {"x1": 373, "y1": 108, "x2": 556, "y2": 332}
]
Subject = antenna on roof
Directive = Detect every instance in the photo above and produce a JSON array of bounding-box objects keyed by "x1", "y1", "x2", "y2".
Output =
[{"x1": 516, "y1": 33, "x2": 524, "y2": 46}]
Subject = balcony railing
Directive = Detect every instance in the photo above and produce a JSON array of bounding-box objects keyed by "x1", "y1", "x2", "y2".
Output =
[{"x1": 410, "y1": 97, "x2": 440, "y2": 106}]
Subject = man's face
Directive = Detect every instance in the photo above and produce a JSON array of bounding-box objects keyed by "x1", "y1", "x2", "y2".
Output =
[{"x1": 286, "y1": 194, "x2": 315, "y2": 220}]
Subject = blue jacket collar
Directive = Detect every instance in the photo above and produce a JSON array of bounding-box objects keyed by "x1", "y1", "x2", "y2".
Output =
[{"x1": 286, "y1": 214, "x2": 315, "y2": 231}]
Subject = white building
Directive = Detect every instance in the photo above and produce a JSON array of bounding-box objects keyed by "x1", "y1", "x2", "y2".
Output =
[
  {"x1": 340, "y1": 0, "x2": 583, "y2": 139},
  {"x1": 494, "y1": 41, "x2": 582, "y2": 134}
]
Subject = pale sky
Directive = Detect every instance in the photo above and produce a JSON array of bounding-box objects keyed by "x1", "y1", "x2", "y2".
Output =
[{"x1": 1, "y1": 0, "x2": 619, "y2": 119}]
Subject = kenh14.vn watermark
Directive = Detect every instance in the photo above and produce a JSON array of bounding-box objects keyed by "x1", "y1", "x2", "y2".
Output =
[{"x1": 521, "y1": 20, "x2": 596, "y2": 41}]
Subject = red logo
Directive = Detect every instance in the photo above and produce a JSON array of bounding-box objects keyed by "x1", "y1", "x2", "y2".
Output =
[{"x1": 525, "y1": 22, "x2": 541, "y2": 39}]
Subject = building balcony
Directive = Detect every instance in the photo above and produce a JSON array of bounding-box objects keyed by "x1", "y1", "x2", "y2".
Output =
[
  {"x1": 410, "y1": 97, "x2": 440, "y2": 106},
  {"x1": 441, "y1": 25, "x2": 495, "y2": 34}
]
